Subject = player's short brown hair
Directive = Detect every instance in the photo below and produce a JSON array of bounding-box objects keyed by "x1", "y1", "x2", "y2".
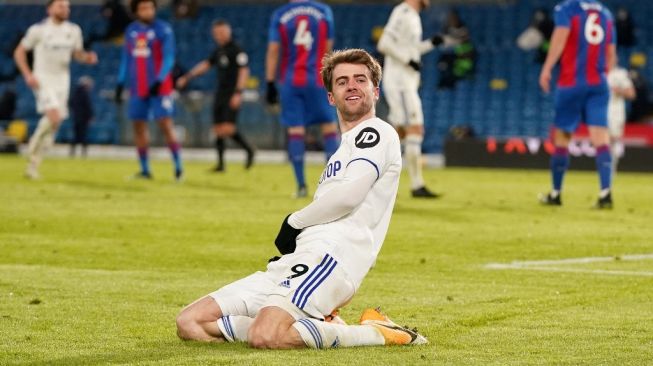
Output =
[
  {"x1": 321, "y1": 49, "x2": 382, "y2": 93},
  {"x1": 212, "y1": 19, "x2": 230, "y2": 28},
  {"x1": 130, "y1": 0, "x2": 156, "y2": 14}
]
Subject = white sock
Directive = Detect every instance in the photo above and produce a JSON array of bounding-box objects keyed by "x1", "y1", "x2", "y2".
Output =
[
  {"x1": 610, "y1": 141, "x2": 621, "y2": 177},
  {"x1": 293, "y1": 318, "x2": 384, "y2": 349},
  {"x1": 27, "y1": 116, "x2": 54, "y2": 166},
  {"x1": 405, "y1": 134, "x2": 424, "y2": 190},
  {"x1": 216, "y1": 315, "x2": 254, "y2": 343}
]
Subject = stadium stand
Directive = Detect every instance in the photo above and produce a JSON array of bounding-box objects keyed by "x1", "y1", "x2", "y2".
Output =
[{"x1": 0, "y1": 0, "x2": 650, "y2": 152}]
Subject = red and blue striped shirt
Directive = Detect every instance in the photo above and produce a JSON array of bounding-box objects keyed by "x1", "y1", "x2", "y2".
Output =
[
  {"x1": 268, "y1": 0, "x2": 334, "y2": 87},
  {"x1": 117, "y1": 20, "x2": 175, "y2": 97},
  {"x1": 554, "y1": 0, "x2": 615, "y2": 88}
]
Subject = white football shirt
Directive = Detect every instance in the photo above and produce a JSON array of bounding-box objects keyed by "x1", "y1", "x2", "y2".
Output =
[
  {"x1": 377, "y1": 2, "x2": 434, "y2": 90},
  {"x1": 293, "y1": 117, "x2": 402, "y2": 288},
  {"x1": 21, "y1": 18, "x2": 83, "y2": 85},
  {"x1": 607, "y1": 67, "x2": 633, "y2": 137}
]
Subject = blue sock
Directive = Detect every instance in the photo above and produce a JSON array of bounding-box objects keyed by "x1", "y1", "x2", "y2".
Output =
[
  {"x1": 595, "y1": 145, "x2": 612, "y2": 191},
  {"x1": 550, "y1": 147, "x2": 569, "y2": 192},
  {"x1": 323, "y1": 132, "x2": 339, "y2": 161},
  {"x1": 288, "y1": 134, "x2": 306, "y2": 188},
  {"x1": 169, "y1": 142, "x2": 183, "y2": 175},
  {"x1": 137, "y1": 147, "x2": 150, "y2": 175}
]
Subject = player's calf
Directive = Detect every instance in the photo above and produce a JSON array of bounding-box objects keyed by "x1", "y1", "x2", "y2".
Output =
[
  {"x1": 247, "y1": 307, "x2": 303, "y2": 349},
  {"x1": 175, "y1": 313, "x2": 205, "y2": 341}
]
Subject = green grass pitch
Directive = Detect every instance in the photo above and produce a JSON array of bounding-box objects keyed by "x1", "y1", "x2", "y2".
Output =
[{"x1": 1, "y1": 154, "x2": 652, "y2": 365}]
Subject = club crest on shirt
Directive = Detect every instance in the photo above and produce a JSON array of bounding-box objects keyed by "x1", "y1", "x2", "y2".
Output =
[
  {"x1": 355, "y1": 127, "x2": 380, "y2": 148},
  {"x1": 133, "y1": 38, "x2": 151, "y2": 58}
]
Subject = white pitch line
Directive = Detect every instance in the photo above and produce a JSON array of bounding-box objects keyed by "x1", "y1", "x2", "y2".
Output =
[
  {"x1": 486, "y1": 253, "x2": 653, "y2": 267},
  {"x1": 488, "y1": 265, "x2": 653, "y2": 277},
  {"x1": 485, "y1": 253, "x2": 653, "y2": 277}
]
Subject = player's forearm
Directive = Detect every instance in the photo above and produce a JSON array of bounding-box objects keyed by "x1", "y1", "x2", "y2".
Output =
[
  {"x1": 236, "y1": 67, "x2": 249, "y2": 92},
  {"x1": 13, "y1": 45, "x2": 32, "y2": 79},
  {"x1": 619, "y1": 87, "x2": 636, "y2": 100},
  {"x1": 417, "y1": 39, "x2": 435, "y2": 55},
  {"x1": 288, "y1": 167, "x2": 377, "y2": 229},
  {"x1": 117, "y1": 47, "x2": 128, "y2": 85},
  {"x1": 185, "y1": 61, "x2": 211, "y2": 80},
  {"x1": 73, "y1": 50, "x2": 86, "y2": 63},
  {"x1": 542, "y1": 27, "x2": 569, "y2": 73},
  {"x1": 606, "y1": 44, "x2": 617, "y2": 71},
  {"x1": 265, "y1": 43, "x2": 279, "y2": 82},
  {"x1": 326, "y1": 39, "x2": 334, "y2": 53}
]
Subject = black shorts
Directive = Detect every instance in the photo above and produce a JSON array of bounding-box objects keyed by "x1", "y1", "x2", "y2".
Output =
[{"x1": 213, "y1": 97, "x2": 239, "y2": 125}]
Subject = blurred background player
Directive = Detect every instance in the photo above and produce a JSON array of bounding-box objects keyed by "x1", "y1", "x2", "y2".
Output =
[
  {"x1": 539, "y1": 0, "x2": 616, "y2": 209},
  {"x1": 115, "y1": 0, "x2": 183, "y2": 180},
  {"x1": 69, "y1": 76, "x2": 95, "y2": 158},
  {"x1": 607, "y1": 65, "x2": 636, "y2": 173},
  {"x1": 177, "y1": 19, "x2": 254, "y2": 172},
  {"x1": 265, "y1": 0, "x2": 339, "y2": 198},
  {"x1": 377, "y1": 0, "x2": 449, "y2": 198},
  {"x1": 14, "y1": 0, "x2": 98, "y2": 179}
]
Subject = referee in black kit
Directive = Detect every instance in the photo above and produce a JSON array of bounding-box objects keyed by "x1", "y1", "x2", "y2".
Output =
[{"x1": 177, "y1": 19, "x2": 255, "y2": 172}]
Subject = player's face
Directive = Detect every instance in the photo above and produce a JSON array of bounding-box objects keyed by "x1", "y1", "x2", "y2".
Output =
[
  {"x1": 212, "y1": 25, "x2": 231, "y2": 46},
  {"x1": 48, "y1": 0, "x2": 70, "y2": 22},
  {"x1": 136, "y1": 1, "x2": 156, "y2": 23},
  {"x1": 328, "y1": 63, "x2": 379, "y2": 123}
]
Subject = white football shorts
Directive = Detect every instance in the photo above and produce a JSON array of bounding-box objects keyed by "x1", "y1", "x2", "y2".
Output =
[
  {"x1": 608, "y1": 116, "x2": 625, "y2": 139},
  {"x1": 383, "y1": 86, "x2": 424, "y2": 127},
  {"x1": 35, "y1": 85, "x2": 70, "y2": 119},
  {"x1": 209, "y1": 250, "x2": 355, "y2": 320}
]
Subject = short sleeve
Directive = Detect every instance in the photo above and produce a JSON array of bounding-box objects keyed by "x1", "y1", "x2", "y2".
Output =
[
  {"x1": 72, "y1": 24, "x2": 83, "y2": 52},
  {"x1": 606, "y1": 11, "x2": 616, "y2": 45},
  {"x1": 21, "y1": 24, "x2": 41, "y2": 51},
  {"x1": 324, "y1": 5, "x2": 335, "y2": 39},
  {"x1": 553, "y1": 3, "x2": 571, "y2": 28},
  {"x1": 268, "y1": 10, "x2": 281, "y2": 43},
  {"x1": 207, "y1": 49, "x2": 218, "y2": 65},
  {"x1": 346, "y1": 126, "x2": 390, "y2": 180},
  {"x1": 235, "y1": 45, "x2": 248, "y2": 67},
  {"x1": 383, "y1": 9, "x2": 403, "y2": 40}
]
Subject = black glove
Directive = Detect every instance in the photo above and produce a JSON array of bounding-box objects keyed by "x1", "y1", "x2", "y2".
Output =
[
  {"x1": 149, "y1": 81, "x2": 161, "y2": 97},
  {"x1": 114, "y1": 84, "x2": 123, "y2": 105},
  {"x1": 266, "y1": 81, "x2": 278, "y2": 105},
  {"x1": 274, "y1": 214, "x2": 301, "y2": 255},
  {"x1": 408, "y1": 60, "x2": 421, "y2": 72},
  {"x1": 431, "y1": 34, "x2": 444, "y2": 46}
]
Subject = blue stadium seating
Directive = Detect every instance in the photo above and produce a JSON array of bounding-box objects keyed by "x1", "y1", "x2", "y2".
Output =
[{"x1": 0, "y1": 1, "x2": 649, "y2": 152}]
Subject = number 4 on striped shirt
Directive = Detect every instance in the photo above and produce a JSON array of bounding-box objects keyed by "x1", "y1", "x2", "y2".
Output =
[{"x1": 293, "y1": 19, "x2": 314, "y2": 51}]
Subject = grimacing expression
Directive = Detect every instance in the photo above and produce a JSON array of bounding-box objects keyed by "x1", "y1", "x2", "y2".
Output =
[
  {"x1": 327, "y1": 63, "x2": 379, "y2": 122},
  {"x1": 48, "y1": 0, "x2": 70, "y2": 22}
]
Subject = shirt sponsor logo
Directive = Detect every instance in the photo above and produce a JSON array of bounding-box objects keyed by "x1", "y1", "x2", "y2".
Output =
[
  {"x1": 133, "y1": 38, "x2": 150, "y2": 58},
  {"x1": 318, "y1": 160, "x2": 341, "y2": 184},
  {"x1": 355, "y1": 127, "x2": 380, "y2": 148}
]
